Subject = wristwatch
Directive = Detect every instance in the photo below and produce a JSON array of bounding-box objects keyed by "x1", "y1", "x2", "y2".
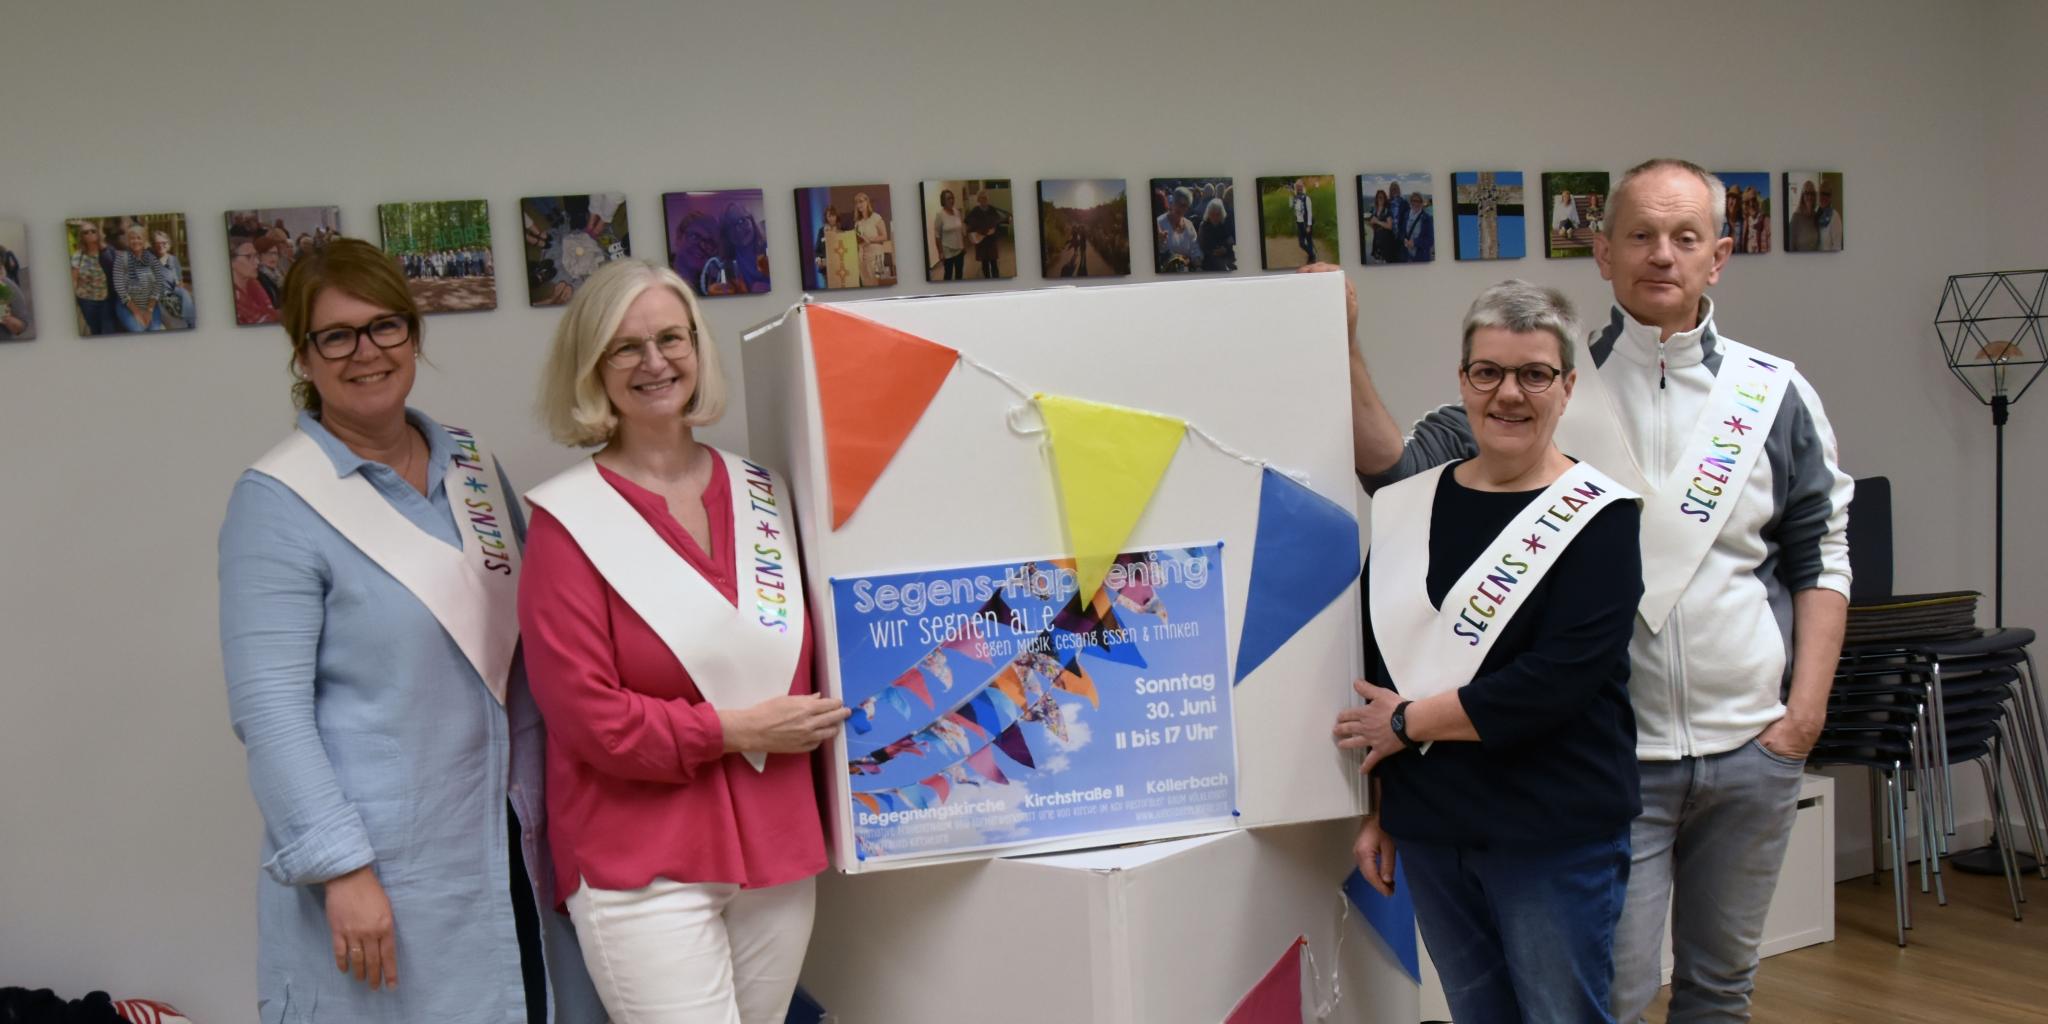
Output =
[{"x1": 1389, "y1": 701, "x2": 1415, "y2": 748}]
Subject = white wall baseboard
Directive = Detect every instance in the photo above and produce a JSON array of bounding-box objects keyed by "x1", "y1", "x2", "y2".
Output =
[{"x1": 1835, "y1": 817, "x2": 1993, "y2": 881}]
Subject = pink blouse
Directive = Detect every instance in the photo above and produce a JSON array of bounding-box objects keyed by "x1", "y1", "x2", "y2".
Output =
[{"x1": 517, "y1": 458, "x2": 827, "y2": 905}]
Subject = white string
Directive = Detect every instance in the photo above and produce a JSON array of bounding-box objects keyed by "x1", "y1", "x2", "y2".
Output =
[
  {"x1": 774, "y1": 301, "x2": 1317, "y2": 486},
  {"x1": 955, "y1": 350, "x2": 1035, "y2": 402},
  {"x1": 1184, "y1": 421, "x2": 1266, "y2": 470},
  {"x1": 1307, "y1": 886, "x2": 1351, "y2": 1020},
  {"x1": 739, "y1": 294, "x2": 814, "y2": 342}
]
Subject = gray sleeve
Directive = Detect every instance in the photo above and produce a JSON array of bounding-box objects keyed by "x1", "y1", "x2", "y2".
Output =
[
  {"x1": 1763, "y1": 374, "x2": 1854, "y2": 596},
  {"x1": 1357, "y1": 403, "x2": 1476, "y2": 495}
]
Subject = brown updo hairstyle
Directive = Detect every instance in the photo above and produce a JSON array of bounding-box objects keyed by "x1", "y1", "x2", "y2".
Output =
[{"x1": 278, "y1": 237, "x2": 422, "y2": 413}]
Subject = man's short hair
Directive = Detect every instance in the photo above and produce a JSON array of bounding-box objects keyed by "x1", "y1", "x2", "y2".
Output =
[{"x1": 1604, "y1": 158, "x2": 1726, "y2": 237}]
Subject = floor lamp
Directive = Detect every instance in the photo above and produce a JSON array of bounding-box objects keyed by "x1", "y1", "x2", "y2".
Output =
[
  {"x1": 1935, "y1": 271, "x2": 2045, "y2": 875},
  {"x1": 1934, "y1": 270, "x2": 2046, "y2": 627}
]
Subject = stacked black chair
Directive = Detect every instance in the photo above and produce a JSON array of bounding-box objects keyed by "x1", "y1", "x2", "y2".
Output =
[{"x1": 1806, "y1": 476, "x2": 2044, "y2": 946}]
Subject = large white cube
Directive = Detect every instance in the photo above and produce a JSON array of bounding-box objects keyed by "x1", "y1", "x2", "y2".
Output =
[
  {"x1": 742, "y1": 274, "x2": 1366, "y2": 870},
  {"x1": 799, "y1": 819, "x2": 1418, "y2": 1024}
]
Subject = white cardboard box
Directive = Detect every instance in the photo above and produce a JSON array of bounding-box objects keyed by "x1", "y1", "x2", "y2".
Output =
[
  {"x1": 800, "y1": 819, "x2": 1418, "y2": 1024},
  {"x1": 742, "y1": 275, "x2": 1367, "y2": 871}
]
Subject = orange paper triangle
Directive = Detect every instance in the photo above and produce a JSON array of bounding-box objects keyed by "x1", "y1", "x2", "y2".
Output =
[{"x1": 809, "y1": 305, "x2": 959, "y2": 529}]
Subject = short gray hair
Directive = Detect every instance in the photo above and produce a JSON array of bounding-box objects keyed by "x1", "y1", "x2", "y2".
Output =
[
  {"x1": 1462, "y1": 280, "x2": 1579, "y2": 372},
  {"x1": 1604, "y1": 158, "x2": 1725, "y2": 238}
]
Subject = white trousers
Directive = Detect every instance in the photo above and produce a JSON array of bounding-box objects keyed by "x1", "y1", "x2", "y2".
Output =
[{"x1": 566, "y1": 875, "x2": 817, "y2": 1024}]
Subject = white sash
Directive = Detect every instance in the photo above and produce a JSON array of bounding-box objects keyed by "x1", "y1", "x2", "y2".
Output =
[
  {"x1": 252, "y1": 425, "x2": 520, "y2": 704},
  {"x1": 525, "y1": 448, "x2": 806, "y2": 772},
  {"x1": 1559, "y1": 338, "x2": 1791, "y2": 631},
  {"x1": 1369, "y1": 461, "x2": 1634, "y2": 707}
]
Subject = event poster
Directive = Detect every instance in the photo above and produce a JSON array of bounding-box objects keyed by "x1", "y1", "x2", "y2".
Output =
[{"x1": 832, "y1": 544, "x2": 1236, "y2": 863}]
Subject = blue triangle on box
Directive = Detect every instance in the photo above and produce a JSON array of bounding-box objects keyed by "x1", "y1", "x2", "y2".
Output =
[
  {"x1": 1344, "y1": 865, "x2": 1420, "y2": 983},
  {"x1": 1233, "y1": 467, "x2": 1362, "y2": 684},
  {"x1": 785, "y1": 984, "x2": 827, "y2": 1024}
]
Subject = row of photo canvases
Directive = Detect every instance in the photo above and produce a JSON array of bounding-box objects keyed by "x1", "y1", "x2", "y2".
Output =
[{"x1": 0, "y1": 169, "x2": 1843, "y2": 341}]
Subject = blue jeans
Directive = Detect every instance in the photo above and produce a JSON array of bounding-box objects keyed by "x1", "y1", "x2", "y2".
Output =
[
  {"x1": 114, "y1": 301, "x2": 162, "y2": 333},
  {"x1": 1611, "y1": 738, "x2": 1805, "y2": 1023},
  {"x1": 1402, "y1": 828, "x2": 1631, "y2": 1023},
  {"x1": 75, "y1": 296, "x2": 115, "y2": 336}
]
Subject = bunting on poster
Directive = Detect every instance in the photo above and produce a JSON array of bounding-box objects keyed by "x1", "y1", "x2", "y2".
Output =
[
  {"x1": 897, "y1": 668, "x2": 934, "y2": 709},
  {"x1": 965, "y1": 745, "x2": 1010, "y2": 786},
  {"x1": 1344, "y1": 865, "x2": 1420, "y2": 983},
  {"x1": 1055, "y1": 657, "x2": 1099, "y2": 709},
  {"x1": 844, "y1": 577, "x2": 1152, "y2": 808},
  {"x1": 1036, "y1": 394, "x2": 1187, "y2": 602},
  {"x1": 992, "y1": 722, "x2": 1037, "y2": 769},
  {"x1": 807, "y1": 304, "x2": 961, "y2": 529},
  {"x1": 1234, "y1": 466, "x2": 1367, "y2": 684},
  {"x1": 1224, "y1": 936, "x2": 1306, "y2": 1024}
]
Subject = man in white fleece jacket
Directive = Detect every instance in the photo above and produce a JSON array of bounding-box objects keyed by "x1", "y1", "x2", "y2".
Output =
[{"x1": 1319, "y1": 158, "x2": 1852, "y2": 1022}]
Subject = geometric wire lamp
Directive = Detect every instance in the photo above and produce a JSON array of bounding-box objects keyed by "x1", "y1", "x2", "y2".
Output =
[{"x1": 1934, "y1": 270, "x2": 2048, "y2": 627}]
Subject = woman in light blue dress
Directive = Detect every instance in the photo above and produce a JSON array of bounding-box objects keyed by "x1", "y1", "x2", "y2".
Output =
[{"x1": 217, "y1": 239, "x2": 601, "y2": 1023}]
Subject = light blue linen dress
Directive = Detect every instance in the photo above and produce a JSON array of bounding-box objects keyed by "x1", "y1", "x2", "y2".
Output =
[{"x1": 219, "y1": 409, "x2": 603, "y2": 1023}]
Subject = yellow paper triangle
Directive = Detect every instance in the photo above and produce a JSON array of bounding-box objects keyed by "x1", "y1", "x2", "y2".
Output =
[{"x1": 1036, "y1": 394, "x2": 1186, "y2": 602}]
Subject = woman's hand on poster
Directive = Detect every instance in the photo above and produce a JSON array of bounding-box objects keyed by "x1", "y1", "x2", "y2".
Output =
[
  {"x1": 325, "y1": 864, "x2": 397, "y2": 990},
  {"x1": 1333, "y1": 679, "x2": 1408, "y2": 773},
  {"x1": 1353, "y1": 815, "x2": 1398, "y2": 896},
  {"x1": 1297, "y1": 262, "x2": 1357, "y2": 342},
  {"x1": 722, "y1": 693, "x2": 852, "y2": 754}
]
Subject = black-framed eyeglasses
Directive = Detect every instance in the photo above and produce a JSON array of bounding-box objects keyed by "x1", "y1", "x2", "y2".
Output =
[
  {"x1": 1462, "y1": 359, "x2": 1563, "y2": 393},
  {"x1": 604, "y1": 327, "x2": 696, "y2": 370},
  {"x1": 307, "y1": 314, "x2": 414, "y2": 360}
]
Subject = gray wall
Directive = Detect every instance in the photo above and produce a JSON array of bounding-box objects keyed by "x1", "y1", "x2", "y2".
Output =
[{"x1": 0, "y1": 1, "x2": 2038, "y2": 1018}]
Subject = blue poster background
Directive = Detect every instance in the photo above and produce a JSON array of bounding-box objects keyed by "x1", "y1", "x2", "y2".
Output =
[{"x1": 830, "y1": 543, "x2": 1236, "y2": 861}]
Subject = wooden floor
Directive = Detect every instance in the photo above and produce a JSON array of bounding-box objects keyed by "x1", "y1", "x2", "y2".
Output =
[{"x1": 1650, "y1": 867, "x2": 2048, "y2": 1022}]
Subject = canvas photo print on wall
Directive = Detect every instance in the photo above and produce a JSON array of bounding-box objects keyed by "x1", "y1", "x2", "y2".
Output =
[
  {"x1": 1149, "y1": 177, "x2": 1235, "y2": 274},
  {"x1": 1784, "y1": 171, "x2": 1843, "y2": 252},
  {"x1": 68, "y1": 213, "x2": 198, "y2": 334},
  {"x1": 378, "y1": 200, "x2": 496, "y2": 313},
  {"x1": 521, "y1": 193, "x2": 630, "y2": 307},
  {"x1": 1255, "y1": 175, "x2": 1338, "y2": 269},
  {"x1": 923, "y1": 179, "x2": 1016, "y2": 282},
  {"x1": 1451, "y1": 172, "x2": 1526, "y2": 261},
  {"x1": 1, "y1": 218, "x2": 36, "y2": 341},
  {"x1": 1358, "y1": 173, "x2": 1434, "y2": 265},
  {"x1": 224, "y1": 206, "x2": 341, "y2": 326},
  {"x1": 1038, "y1": 178, "x2": 1131, "y2": 279},
  {"x1": 1716, "y1": 172, "x2": 1772, "y2": 254},
  {"x1": 1542, "y1": 171, "x2": 1608, "y2": 259},
  {"x1": 797, "y1": 185, "x2": 896, "y2": 290},
  {"x1": 664, "y1": 189, "x2": 770, "y2": 298}
]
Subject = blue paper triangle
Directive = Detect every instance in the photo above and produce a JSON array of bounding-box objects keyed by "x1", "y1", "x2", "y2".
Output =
[
  {"x1": 1233, "y1": 468, "x2": 1362, "y2": 684},
  {"x1": 1344, "y1": 865, "x2": 1420, "y2": 983}
]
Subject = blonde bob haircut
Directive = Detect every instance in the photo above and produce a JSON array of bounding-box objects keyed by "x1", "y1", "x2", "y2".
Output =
[{"x1": 540, "y1": 259, "x2": 727, "y2": 447}]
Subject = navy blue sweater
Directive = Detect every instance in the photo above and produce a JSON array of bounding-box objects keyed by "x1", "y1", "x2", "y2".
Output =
[{"x1": 1365, "y1": 464, "x2": 1643, "y2": 845}]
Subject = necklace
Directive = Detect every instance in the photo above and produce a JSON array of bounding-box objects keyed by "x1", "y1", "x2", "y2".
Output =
[{"x1": 392, "y1": 430, "x2": 423, "y2": 487}]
